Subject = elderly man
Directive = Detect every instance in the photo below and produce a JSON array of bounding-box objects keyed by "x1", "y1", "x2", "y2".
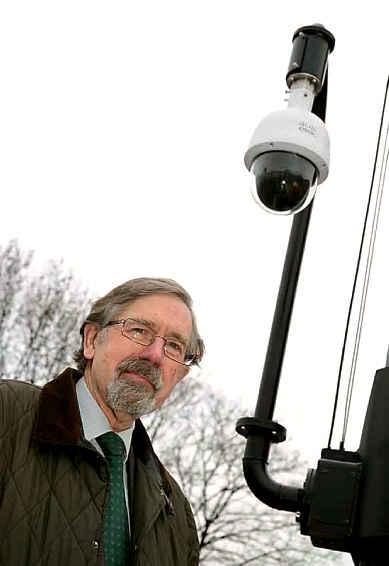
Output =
[{"x1": 0, "y1": 277, "x2": 204, "y2": 566}]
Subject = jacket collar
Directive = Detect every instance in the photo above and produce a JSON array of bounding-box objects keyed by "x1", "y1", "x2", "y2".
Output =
[
  {"x1": 33, "y1": 367, "x2": 84, "y2": 445},
  {"x1": 33, "y1": 367, "x2": 172, "y2": 494}
]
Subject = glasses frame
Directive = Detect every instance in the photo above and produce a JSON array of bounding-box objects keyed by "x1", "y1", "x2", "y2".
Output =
[{"x1": 104, "y1": 318, "x2": 197, "y2": 367}]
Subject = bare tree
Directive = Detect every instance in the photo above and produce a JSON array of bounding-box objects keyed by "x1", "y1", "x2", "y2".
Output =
[
  {"x1": 144, "y1": 374, "x2": 344, "y2": 565},
  {"x1": 0, "y1": 239, "x2": 92, "y2": 383}
]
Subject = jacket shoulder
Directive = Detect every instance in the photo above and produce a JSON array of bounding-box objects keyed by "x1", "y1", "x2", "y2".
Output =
[{"x1": 0, "y1": 379, "x2": 42, "y2": 424}]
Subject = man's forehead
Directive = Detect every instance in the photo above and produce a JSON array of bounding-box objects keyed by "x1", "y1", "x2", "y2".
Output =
[{"x1": 119, "y1": 294, "x2": 192, "y2": 330}]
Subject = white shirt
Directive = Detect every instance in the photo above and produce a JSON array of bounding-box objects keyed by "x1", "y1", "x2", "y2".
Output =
[{"x1": 76, "y1": 377, "x2": 134, "y2": 531}]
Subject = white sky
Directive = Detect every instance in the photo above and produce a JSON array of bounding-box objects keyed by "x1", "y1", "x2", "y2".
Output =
[{"x1": 1, "y1": 4, "x2": 389, "y2": 561}]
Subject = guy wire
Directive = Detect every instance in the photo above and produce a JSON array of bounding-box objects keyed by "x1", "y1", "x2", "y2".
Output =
[{"x1": 327, "y1": 76, "x2": 389, "y2": 449}]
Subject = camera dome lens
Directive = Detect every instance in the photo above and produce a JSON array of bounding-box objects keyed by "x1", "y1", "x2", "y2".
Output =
[{"x1": 251, "y1": 152, "x2": 318, "y2": 215}]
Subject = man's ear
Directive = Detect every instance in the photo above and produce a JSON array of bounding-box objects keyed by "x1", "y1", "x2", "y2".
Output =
[{"x1": 83, "y1": 323, "x2": 99, "y2": 360}]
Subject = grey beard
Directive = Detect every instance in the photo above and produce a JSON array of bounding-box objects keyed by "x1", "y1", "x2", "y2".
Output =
[{"x1": 106, "y1": 358, "x2": 163, "y2": 419}]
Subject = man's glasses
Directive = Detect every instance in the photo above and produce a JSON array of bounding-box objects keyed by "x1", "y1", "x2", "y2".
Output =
[{"x1": 105, "y1": 317, "x2": 197, "y2": 366}]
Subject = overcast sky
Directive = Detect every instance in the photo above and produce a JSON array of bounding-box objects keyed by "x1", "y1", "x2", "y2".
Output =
[{"x1": 1, "y1": 4, "x2": 388, "y2": 562}]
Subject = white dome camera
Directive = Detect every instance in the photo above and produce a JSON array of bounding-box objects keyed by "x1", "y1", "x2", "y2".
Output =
[{"x1": 244, "y1": 106, "x2": 330, "y2": 215}]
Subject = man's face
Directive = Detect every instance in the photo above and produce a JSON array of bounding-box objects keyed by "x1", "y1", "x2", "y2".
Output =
[{"x1": 83, "y1": 293, "x2": 192, "y2": 428}]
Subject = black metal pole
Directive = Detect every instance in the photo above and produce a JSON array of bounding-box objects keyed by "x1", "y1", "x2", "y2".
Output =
[
  {"x1": 253, "y1": 202, "x2": 313, "y2": 420},
  {"x1": 236, "y1": 24, "x2": 334, "y2": 514}
]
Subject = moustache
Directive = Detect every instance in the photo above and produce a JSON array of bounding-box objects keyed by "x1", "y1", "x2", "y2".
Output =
[{"x1": 115, "y1": 358, "x2": 162, "y2": 392}]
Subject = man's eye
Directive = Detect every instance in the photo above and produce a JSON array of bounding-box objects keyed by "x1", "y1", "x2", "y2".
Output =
[
  {"x1": 133, "y1": 327, "x2": 147, "y2": 335},
  {"x1": 126, "y1": 324, "x2": 152, "y2": 341},
  {"x1": 166, "y1": 340, "x2": 184, "y2": 354}
]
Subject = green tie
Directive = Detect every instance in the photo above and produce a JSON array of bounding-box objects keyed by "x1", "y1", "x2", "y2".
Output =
[{"x1": 97, "y1": 432, "x2": 130, "y2": 565}]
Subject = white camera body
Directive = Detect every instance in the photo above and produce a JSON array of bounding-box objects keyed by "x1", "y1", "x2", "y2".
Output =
[{"x1": 244, "y1": 107, "x2": 330, "y2": 183}]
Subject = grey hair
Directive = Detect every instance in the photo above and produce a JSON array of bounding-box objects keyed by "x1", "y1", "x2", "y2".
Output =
[{"x1": 73, "y1": 277, "x2": 205, "y2": 374}]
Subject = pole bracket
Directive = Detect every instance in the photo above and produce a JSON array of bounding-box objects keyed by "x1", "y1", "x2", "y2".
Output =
[{"x1": 236, "y1": 417, "x2": 286, "y2": 444}]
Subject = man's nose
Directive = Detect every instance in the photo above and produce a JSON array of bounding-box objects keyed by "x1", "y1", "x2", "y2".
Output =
[{"x1": 138, "y1": 336, "x2": 165, "y2": 364}]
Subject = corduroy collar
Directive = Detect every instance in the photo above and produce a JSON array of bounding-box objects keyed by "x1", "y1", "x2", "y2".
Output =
[{"x1": 33, "y1": 367, "x2": 84, "y2": 445}]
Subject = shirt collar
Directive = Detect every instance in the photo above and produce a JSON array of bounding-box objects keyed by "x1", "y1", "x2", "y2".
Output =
[{"x1": 76, "y1": 376, "x2": 133, "y2": 460}]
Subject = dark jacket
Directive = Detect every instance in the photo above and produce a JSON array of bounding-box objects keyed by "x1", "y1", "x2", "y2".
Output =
[{"x1": 0, "y1": 368, "x2": 199, "y2": 565}]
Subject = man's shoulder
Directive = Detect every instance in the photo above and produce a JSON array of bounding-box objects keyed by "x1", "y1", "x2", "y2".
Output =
[
  {"x1": 0, "y1": 379, "x2": 42, "y2": 411},
  {"x1": 0, "y1": 378, "x2": 42, "y2": 392}
]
